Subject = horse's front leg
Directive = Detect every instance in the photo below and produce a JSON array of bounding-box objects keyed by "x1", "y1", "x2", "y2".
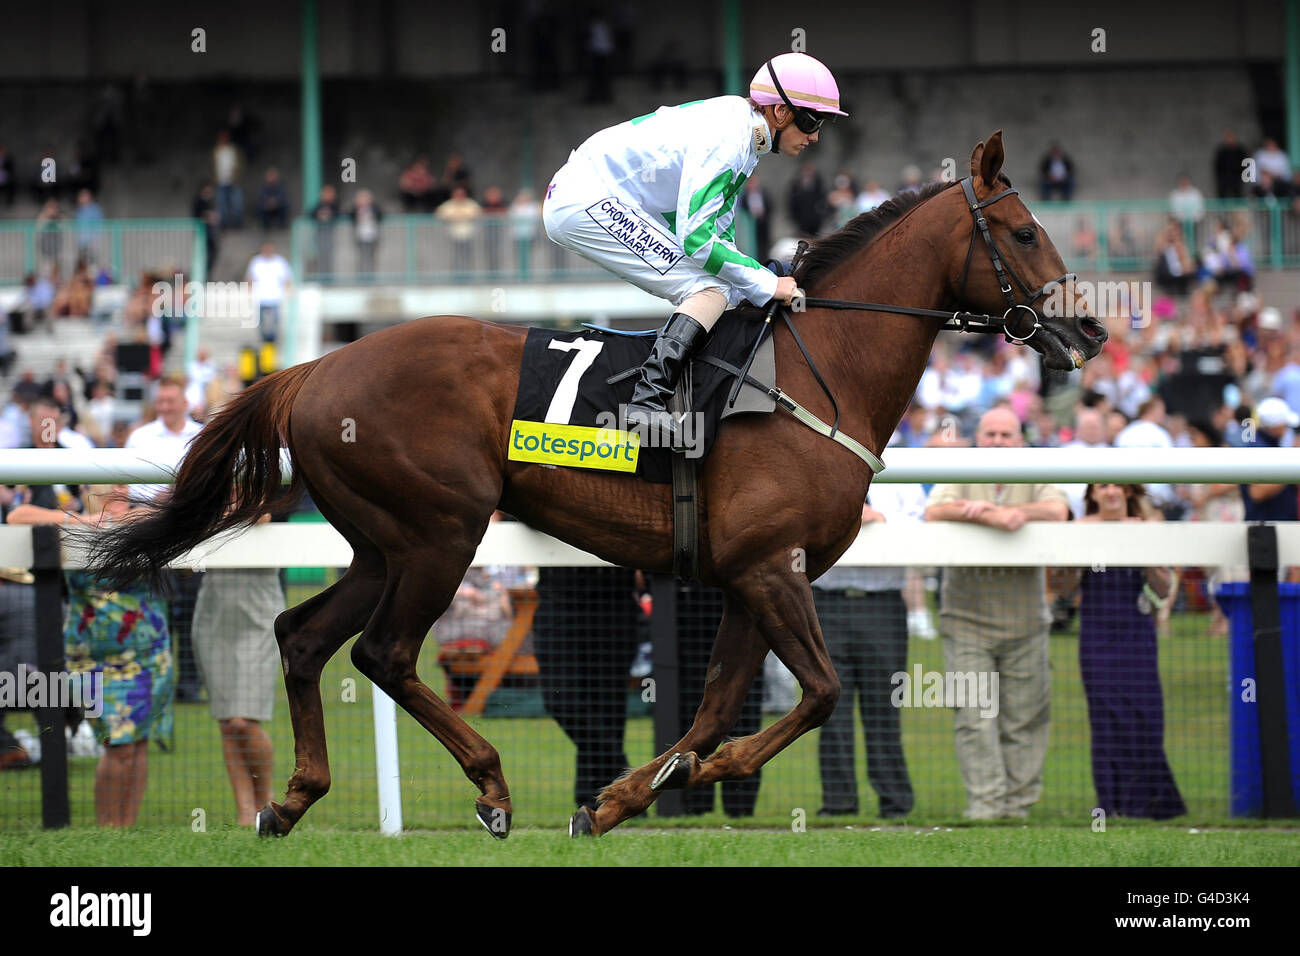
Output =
[
  {"x1": 580, "y1": 594, "x2": 768, "y2": 836},
  {"x1": 642, "y1": 564, "x2": 838, "y2": 805},
  {"x1": 685, "y1": 566, "x2": 839, "y2": 786}
]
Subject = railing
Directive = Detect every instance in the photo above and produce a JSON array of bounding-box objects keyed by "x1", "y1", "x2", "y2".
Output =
[
  {"x1": 1028, "y1": 197, "x2": 1300, "y2": 272},
  {"x1": 2, "y1": 446, "x2": 1299, "y2": 486},
  {"x1": 0, "y1": 219, "x2": 206, "y2": 287},
  {"x1": 290, "y1": 198, "x2": 1300, "y2": 285},
  {"x1": 1, "y1": 197, "x2": 1294, "y2": 293},
  {"x1": 289, "y1": 214, "x2": 608, "y2": 285}
]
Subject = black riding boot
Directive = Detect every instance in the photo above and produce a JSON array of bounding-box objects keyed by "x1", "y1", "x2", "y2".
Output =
[{"x1": 625, "y1": 313, "x2": 708, "y2": 448}]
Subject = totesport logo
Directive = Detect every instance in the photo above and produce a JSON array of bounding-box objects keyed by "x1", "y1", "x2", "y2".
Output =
[{"x1": 508, "y1": 420, "x2": 641, "y2": 473}]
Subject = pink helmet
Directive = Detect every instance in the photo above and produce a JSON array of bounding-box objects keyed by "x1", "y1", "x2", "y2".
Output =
[{"x1": 749, "y1": 53, "x2": 848, "y2": 120}]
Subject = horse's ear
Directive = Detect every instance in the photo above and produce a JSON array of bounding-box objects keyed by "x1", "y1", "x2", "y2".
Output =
[
  {"x1": 979, "y1": 130, "x2": 1005, "y2": 186},
  {"x1": 969, "y1": 139, "x2": 985, "y2": 181}
]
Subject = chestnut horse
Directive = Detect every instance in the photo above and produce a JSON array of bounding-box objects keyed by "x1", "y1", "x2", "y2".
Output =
[{"x1": 86, "y1": 132, "x2": 1106, "y2": 838}]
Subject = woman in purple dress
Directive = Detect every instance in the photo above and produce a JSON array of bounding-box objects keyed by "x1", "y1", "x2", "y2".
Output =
[{"x1": 1074, "y1": 483, "x2": 1186, "y2": 819}]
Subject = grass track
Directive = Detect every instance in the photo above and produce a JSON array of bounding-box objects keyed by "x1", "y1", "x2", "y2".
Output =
[{"x1": 2, "y1": 825, "x2": 1296, "y2": 867}]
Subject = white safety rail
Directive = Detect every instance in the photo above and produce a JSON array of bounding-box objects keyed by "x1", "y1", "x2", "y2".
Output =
[
  {"x1": 2, "y1": 446, "x2": 1300, "y2": 486},
  {"x1": 0, "y1": 520, "x2": 1291, "y2": 572}
]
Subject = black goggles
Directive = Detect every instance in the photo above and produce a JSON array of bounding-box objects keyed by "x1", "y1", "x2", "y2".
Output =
[
  {"x1": 791, "y1": 108, "x2": 826, "y2": 135},
  {"x1": 765, "y1": 58, "x2": 829, "y2": 135}
]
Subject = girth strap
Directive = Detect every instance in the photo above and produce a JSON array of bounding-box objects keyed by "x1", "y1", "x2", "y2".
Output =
[
  {"x1": 667, "y1": 365, "x2": 698, "y2": 581},
  {"x1": 695, "y1": 354, "x2": 884, "y2": 474}
]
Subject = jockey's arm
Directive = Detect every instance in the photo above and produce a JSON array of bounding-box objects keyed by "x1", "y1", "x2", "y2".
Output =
[{"x1": 674, "y1": 146, "x2": 781, "y2": 308}]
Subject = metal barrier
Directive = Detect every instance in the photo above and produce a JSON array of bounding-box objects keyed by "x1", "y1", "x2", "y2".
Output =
[
  {"x1": 289, "y1": 214, "x2": 607, "y2": 285},
  {"x1": 0, "y1": 219, "x2": 206, "y2": 287},
  {"x1": 289, "y1": 198, "x2": 1300, "y2": 284},
  {"x1": 1029, "y1": 198, "x2": 1300, "y2": 272}
]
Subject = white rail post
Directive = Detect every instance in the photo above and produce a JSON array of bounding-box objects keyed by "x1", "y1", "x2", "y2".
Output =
[{"x1": 371, "y1": 684, "x2": 403, "y2": 835}]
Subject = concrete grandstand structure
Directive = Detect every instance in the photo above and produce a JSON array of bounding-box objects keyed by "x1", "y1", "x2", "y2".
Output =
[{"x1": 0, "y1": 1, "x2": 1296, "y2": 394}]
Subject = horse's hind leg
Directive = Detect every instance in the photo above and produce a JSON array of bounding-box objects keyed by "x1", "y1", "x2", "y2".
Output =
[
  {"x1": 349, "y1": 547, "x2": 514, "y2": 837},
  {"x1": 585, "y1": 593, "x2": 769, "y2": 836},
  {"x1": 256, "y1": 552, "x2": 385, "y2": 837}
]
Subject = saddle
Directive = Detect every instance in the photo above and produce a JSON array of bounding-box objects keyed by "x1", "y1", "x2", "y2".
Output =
[{"x1": 509, "y1": 309, "x2": 776, "y2": 485}]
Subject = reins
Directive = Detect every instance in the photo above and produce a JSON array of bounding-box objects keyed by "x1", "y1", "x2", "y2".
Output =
[
  {"x1": 791, "y1": 176, "x2": 1075, "y2": 344},
  {"x1": 717, "y1": 176, "x2": 1075, "y2": 473}
]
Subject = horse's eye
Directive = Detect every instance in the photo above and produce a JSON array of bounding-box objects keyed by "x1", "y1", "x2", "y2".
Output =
[{"x1": 1015, "y1": 229, "x2": 1036, "y2": 244}]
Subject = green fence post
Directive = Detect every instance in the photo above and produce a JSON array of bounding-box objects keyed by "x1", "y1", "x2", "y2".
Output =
[
  {"x1": 110, "y1": 221, "x2": 123, "y2": 283},
  {"x1": 287, "y1": 218, "x2": 305, "y2": 367},
  {"x1": 1096, "y1": 204, "x2": 1109, "y2": 272},
  {"x1": 186, "y1": 219, "x2": 206, "y2": 371},
  {"x1": 1270, "y1": 204, "x2": 1284, "y2": 269},
  {"x1": 405, "y1": 217, "x2": 417, "y2": 281},
  {"x1": 300, "y1": 0, "x2": 322, "y2": 216}
]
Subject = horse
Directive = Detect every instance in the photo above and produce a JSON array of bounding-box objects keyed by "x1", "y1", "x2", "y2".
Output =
[{"x1": 85, "y1": 131, "x2": 1107, "y2": 839}]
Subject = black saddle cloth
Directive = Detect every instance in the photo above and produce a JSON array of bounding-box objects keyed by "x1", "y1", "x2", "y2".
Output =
[{"x1": 511, "y1": 310, "x2": 765, "y2": 484}]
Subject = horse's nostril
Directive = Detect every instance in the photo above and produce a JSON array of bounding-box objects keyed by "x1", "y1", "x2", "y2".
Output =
[{"x1": 1078, "y1": 316, "x2": 1107, "y2": 341}]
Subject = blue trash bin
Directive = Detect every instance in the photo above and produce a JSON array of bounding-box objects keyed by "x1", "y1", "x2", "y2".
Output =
[{"x1": 1213, "y1": 582, "x2": 1300, "y2": 816}]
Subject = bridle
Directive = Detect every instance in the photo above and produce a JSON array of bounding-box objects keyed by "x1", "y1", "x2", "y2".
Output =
[
  {"x1": 954, "y1": 176, "x2": 1074, "y2": 343},
  {"x1": 793, "y1": 175, "x2": 1076, "y2": 343}
]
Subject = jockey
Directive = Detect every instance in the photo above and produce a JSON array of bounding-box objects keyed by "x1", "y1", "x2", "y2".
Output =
[{"x1": 542, "y1": 52, "x2": 848, "y2": 446}]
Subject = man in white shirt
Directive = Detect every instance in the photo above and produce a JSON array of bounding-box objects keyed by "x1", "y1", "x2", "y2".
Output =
[
  {"x1": 186, "y1": 346, "x2": 217, "y2": 416},
  {"x1": 125, "y1": 376, "x2": 202, "y2": 504},
  {"x1": 246, "y1": 242, "x2": 293, "y2": 344},
  {"x1": 1254, "y1": 139, "x2": 1292, "y2": 183},
  {"x1": 855, "y1": 179, "x2": 891, "y2": 213},
  {"x1": 1061, "y1": 406, "x2": 1111, "y2": 518},
  {"x1": 917, "y1": 350, "x2": 983, "y2": 421},
  {"x1": 812, "y1": 481, "x2": 927, "y2": 819},
  {"x1": 1114, "y1": 397, "x2": 1175, "y2": 508},
  {"x1": 1168, "y1": 174, "x2": 1204, "y2": 224}
]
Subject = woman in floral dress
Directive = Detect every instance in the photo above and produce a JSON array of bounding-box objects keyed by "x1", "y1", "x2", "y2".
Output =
[{"x1": 7, "y1": 483, "x2": 173, "y2": 826}]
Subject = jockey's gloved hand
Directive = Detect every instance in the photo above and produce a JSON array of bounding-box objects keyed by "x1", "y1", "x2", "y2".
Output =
[{"x1": 773, "y1": 275, "x2": 800, "y2": 304}]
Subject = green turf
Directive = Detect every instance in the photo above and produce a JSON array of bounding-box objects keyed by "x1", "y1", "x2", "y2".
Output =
[
  {"x1": 2, "y1": 824, "x2": 1295, "y2": 867},
  {"x1": 3, "y1": 580, "x2": 1295, "y2": 851}
]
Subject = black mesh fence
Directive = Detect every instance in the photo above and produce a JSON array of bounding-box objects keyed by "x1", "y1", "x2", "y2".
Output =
[{"x1": 1, "y1": 542, "x2": 1296, "y2": 830}]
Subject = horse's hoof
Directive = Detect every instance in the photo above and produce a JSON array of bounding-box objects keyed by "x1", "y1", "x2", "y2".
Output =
[
  {"x1": 476, "y1": 801, "x2": 511, "y2": 840},
  {"x1": 568, "y1": 805, "x2": 596, "y2": 838},
  {"x1": 650, "y1": 752, "x2": 697, "y2": 791},
  {"x1": 255, "y1": 803, "x2": 288, "y2": 838}
]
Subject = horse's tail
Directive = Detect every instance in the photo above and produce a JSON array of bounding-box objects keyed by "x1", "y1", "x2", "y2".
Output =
[{"x1": 85, "y1": 359, "x2": 321, "y2": 591}]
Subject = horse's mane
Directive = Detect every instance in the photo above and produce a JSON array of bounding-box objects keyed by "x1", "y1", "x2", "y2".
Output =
[{"x1": 792, "y1": 174, "x2": 1012, "y2": 291}]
